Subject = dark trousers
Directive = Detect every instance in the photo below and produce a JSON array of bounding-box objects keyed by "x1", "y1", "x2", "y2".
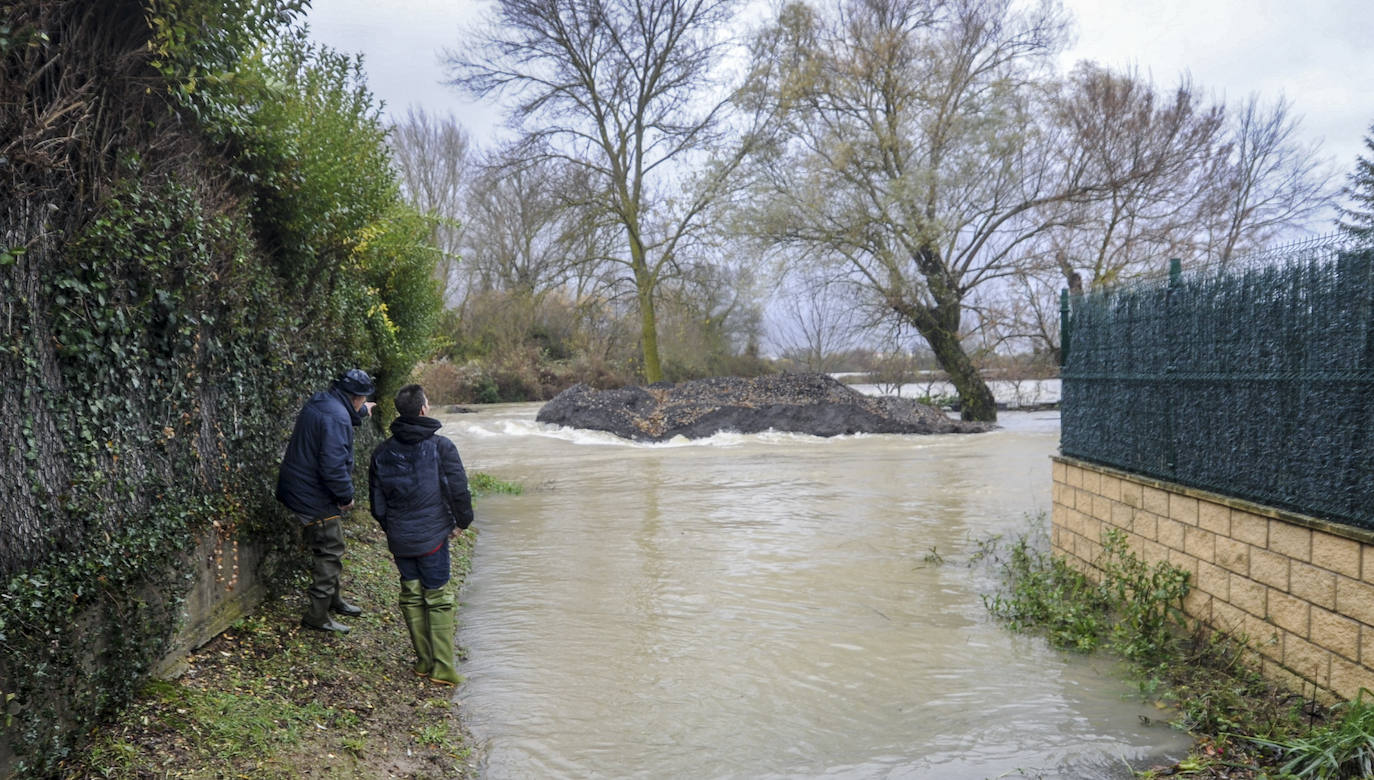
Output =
[
  {"x1": 394, "y1": 541, "x2": 451, "y2": 590},
  {"x1": 300, "y1": 515, "x2": 345, "y2": 601}
]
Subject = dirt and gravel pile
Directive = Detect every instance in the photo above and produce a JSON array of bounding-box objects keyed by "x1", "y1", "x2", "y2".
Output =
[{"x1": 535, "y1": 373, "x2": 991, "y2": 441}]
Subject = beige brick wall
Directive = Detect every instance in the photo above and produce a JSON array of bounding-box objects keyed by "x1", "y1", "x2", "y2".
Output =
[{"x1": 1052, "y1": 456, "x2": 1374, "y2": 702}]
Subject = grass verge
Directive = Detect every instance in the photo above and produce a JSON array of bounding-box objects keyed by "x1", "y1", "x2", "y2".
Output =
[
  {"x1": 60, "y1": 471, "x2": 522, "y2": 779},
  {"x1": 979, "y1": 516, "x2": 1368, "y2": 779}
]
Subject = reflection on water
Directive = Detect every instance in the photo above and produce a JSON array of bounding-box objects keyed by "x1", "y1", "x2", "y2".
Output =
[{"x1": 446, "y1": 405, "x2": 1188, "y2": 779}]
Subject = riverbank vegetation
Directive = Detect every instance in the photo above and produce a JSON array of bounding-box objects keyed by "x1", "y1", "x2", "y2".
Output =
[
  {"x1": 60, "y1": 470, "x2": 522, "y2": 779},
  {"x1": 412, "y1": 317, "x2": 1061, "y2": 408},
  {"x1": 61, "y1": 513, "x2": 481, "y2": 780},
  {"x1": 981, "y1": 520, "x2": 1374, "y2": 778}
]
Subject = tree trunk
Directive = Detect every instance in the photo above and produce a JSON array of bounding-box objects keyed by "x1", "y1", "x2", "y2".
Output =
[
  {"x1": 926, "y1": 325, "x2": 997, "y2": 422},
  {"x1": 636, "y1": 271, "x2": 664, "y2": 383},
  {"x1": 891, "y1": 295, "x2": 998, "y2": 422}
]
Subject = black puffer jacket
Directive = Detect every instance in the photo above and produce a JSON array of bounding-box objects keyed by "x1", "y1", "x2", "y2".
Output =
[
  {"x1": 368, "y1": 415, "x2": 475, "y2": 558},
  {"x1": 276, "y1": 387, "x2": 366, "y2": 521}
]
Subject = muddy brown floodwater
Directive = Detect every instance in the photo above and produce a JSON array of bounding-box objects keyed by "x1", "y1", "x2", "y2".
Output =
[{"x1": 442, "y1": 403, "x2": 1191, "y2": 779}]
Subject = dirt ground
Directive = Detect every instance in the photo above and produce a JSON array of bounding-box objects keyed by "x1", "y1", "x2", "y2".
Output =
[{"x1": 62, "y1": 515, "x2": 480, "y2": 779}]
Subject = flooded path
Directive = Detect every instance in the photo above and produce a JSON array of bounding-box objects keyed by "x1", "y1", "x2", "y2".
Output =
[{"x1": 443, "y1": 405, "x2": 1189, "y2": 778}]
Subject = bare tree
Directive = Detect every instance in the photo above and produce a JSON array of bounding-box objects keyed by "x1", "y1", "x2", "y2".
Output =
[
  {"x1": 389, "y1": 108, "x2": 473, "y2": 303},
  {"x1": 654, "y1": 257, "x2": 766, "y2": 377},
  {"x1": 869, "y1": 330, "x2": 921, "y2": 397},
  {"x1": 771, "y1": 277, "x2": 862, "y2": 373},
  {"x1": 1204, "y1": 94, "x2": 1335, "y2": 266},
  {"x1": 446, "y1": 0, "x2": 770, "y2": 382},
  {"x1": 989, "y1": 268, "x2": 1067, "y2": 363},
  {"x1": 1011, "y1": 84, "x2": 1335, "y2": 361},
  {"x1": 1036, "y1": 63, "x2": 1227, "y2": 290},
  {"x1": 461, "y1": 151, "x2": 616, "y2": 299},
  {"x1": 746, "y1": 0, "x2": 1119, "y2": 421},
  {"x1": 1037, "y1": 84, "x2": 1333, "y2": 286}
]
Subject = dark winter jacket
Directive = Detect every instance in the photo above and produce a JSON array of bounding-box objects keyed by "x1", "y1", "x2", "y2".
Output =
[
  {"x1": 368, "y1": 415, "x2": 475, "y2": 558},
  {"x1": 275, "y1": 387, "x2": 366, "y2": 521}
]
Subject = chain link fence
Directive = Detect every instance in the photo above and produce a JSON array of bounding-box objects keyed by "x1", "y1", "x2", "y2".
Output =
[{"x1": 1060, "y1": 235, "x2": 1374, "y2": 530}]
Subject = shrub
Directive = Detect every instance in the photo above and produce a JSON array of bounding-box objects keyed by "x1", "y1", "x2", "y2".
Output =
[
  {"x1": 0, "y1": 2, "x2": 441, "y2": 772},
  {"x1": 410, "y1": 360, "x2": 465, "y2": 405},
  {"x1": 981, "y1": 522, "x2": 1190, "y2": 664}
]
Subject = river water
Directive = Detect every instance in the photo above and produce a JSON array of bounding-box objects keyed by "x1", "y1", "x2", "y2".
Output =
[{"x1": 443, "y1": 404, "x2": 1190, "y2": 779}]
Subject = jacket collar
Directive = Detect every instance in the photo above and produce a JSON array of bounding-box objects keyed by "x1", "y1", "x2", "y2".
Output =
[{"x1": 330, "y1": 386, "x2": 365, "y2": 426}]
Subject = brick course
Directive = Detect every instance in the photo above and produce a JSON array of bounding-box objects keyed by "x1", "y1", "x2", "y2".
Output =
[{"x1": 1053, "y1": 456, "x2": 1374, "y2": 702}]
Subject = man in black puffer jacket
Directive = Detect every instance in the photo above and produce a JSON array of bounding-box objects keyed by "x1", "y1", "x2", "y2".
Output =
[
  {"x1": 276, "y1": 368, "x2": 377, "y2": 634},
  {"x1": 369, "y1": 383, "x2": 474, "y2": 685}
]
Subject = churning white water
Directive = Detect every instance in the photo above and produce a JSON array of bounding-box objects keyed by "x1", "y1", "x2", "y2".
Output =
[{"x1": 442, "y1": 404, "x2": 1189, "y2": 779}]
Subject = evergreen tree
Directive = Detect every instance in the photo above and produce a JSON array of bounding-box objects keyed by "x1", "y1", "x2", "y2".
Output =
[{"x1": 1339, "y1": 123, "x2": 1374, "y2": 242}]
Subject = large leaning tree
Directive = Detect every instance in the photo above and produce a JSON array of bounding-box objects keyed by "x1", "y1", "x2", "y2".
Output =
[
  {"x1": 744, "y1": 0, "x2": 1237, "y2": 421},
  {"x1": 446, "y1": 0, "x2": 771, "y2": 383}
]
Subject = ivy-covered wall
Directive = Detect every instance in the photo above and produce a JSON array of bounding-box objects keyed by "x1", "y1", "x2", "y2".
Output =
[{"x1": 0, "y1": 1, "x2": 441, "y2": 774}]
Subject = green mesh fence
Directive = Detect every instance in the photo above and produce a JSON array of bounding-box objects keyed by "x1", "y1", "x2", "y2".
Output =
[{"x1": 1061, "y1": 237, "x2": 1374, "y2": 530}]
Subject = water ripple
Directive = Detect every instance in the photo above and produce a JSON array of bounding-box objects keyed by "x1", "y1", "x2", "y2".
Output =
[{"x1": 448, "y1": 405, "x2": 1188, "y2": 779}]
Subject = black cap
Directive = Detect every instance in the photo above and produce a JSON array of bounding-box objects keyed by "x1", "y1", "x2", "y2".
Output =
[{"x1": 335, "y1": 368, "x2": 375, "y2": 397}]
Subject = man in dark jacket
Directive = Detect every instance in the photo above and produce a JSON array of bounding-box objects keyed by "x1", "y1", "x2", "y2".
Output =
[
  {"x1": 276, "y1": 368, "x2": 377, "y2": 634},
  {"x1": 369, "y1": 383, "x2": 474, "y2": 685}
]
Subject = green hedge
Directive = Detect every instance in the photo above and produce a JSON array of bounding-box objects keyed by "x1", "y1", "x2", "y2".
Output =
[{"x1": 0, "y1": 1, "x2": 440, "y2": 773}]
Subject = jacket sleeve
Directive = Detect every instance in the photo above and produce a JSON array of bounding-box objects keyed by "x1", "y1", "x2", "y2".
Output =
[
  {"x1": 368, "y1": 449, "x2": 386, "y2": 527},
  {"x1": 437, "y1": 438, "x2": 475, "y2": 530},
  {"x1": 318, "y1": 416, "x2": 355, "y2": 505}
]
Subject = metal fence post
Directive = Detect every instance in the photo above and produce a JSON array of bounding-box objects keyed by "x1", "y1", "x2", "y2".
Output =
[
  {"x1": 1059, "y1": 288, "x2": 1070, "y2": 367},
  {"x1": 1165, "y1": 258, "x2": 1181, "y2": 476}
]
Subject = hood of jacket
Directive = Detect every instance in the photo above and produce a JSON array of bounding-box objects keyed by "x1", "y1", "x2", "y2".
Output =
[{"x1": 390, "y1": 414, "x2": 441, "y2": 445}]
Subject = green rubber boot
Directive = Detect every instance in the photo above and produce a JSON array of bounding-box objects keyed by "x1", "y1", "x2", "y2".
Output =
[
  {"x1": 301, "y1": 595, "x2": 350, "y2": 634},
  {"x1": 423, "y1": 584, "x2": 462, "y2": 686},
  {"x1": 399, "y1": 579, "x2": 431, "y2": 677}
]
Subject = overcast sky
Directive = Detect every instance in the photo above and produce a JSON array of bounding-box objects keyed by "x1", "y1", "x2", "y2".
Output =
[{"x1": 305, "y1": 0, "x2": 1372, "y2": 209}]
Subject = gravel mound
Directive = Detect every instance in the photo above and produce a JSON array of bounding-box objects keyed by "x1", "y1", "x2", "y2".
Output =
[{"x1": 535, "y1": 373, "x2": 991, "y2": 441}]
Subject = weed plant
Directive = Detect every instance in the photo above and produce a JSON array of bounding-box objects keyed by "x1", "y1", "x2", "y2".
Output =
[
  {"x1": 60, "y1": 476, "x2": 514, "y2": 779},
  {"x1": 980, "y1": 524, "x2": 1188, "y2": 664},
  {"x1": 470, "y1": 472, "x2": 523, "y2": 496},
  {"x1": 1250, "y1": 691, "x2": 1374, "y2": 779},
  {"x1": 980, "y1": 517, "x2": 1342, "y2": 777}
]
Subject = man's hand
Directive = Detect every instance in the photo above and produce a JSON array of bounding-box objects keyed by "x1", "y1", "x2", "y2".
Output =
[
  {"x1": 362, "y1": 401, "x2": 377, "y2": 416},
  {"x1": 339, "y1": 500, "x2": 355, "y2": 512}
]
